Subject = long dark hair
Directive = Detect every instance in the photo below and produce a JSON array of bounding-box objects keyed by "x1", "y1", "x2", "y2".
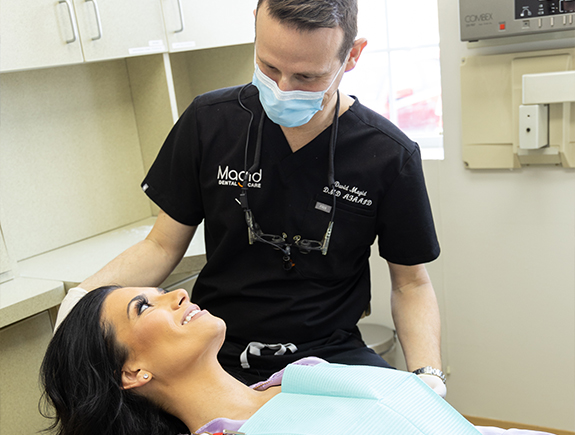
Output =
[{"x1": 39, "y1": 286, "x2": 189, "y2": 435}]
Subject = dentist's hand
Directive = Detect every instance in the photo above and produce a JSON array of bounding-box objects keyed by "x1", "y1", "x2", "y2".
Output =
[
  {"x1": 417, "y1": 373, "x2": 447, "y2": 398},
  {"x1": 53, "y1": 287, "x2": 88, "y2": 332}
]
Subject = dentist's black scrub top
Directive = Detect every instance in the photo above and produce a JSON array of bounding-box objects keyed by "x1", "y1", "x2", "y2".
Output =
[{"x1": 142, "y1": 84, "x2": 439, "y2": 365}]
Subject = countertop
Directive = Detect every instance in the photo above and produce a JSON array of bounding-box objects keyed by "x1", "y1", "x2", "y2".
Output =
[{"x1": 1, "y1": 217, "x2": 206, "y2": 328}]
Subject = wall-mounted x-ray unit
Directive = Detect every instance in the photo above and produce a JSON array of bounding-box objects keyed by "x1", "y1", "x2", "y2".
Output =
[
  {"x1": 459, "y1": 1, "x2": 575, "y2": 169},
  {"x1": 461, "y1": 48, "x2": 575, "y2": 169},
  {"x1": 459, "y1": 0, "x2": 575, "y2": 41}
]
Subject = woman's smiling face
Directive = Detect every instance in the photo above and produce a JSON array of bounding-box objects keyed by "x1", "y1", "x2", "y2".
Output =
[{"x1": 101, "y1": 287, "x2": 226, "y2": 378}]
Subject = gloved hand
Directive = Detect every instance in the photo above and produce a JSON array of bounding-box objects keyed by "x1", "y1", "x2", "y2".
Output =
[
  {"x1": 53, "y1": 287, "x2": 88, "y2": 332},
  {"x1": 417, "y1": 373, "x2": 447, "y2": 398}
]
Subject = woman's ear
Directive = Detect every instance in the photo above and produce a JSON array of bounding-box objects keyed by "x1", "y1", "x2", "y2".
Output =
[
  {"x1": 345, "y1": 37, "x2": 368, "y2": 72},
  {"x1": 121, "y1": 368, "x2": 152, "y2": 390}
]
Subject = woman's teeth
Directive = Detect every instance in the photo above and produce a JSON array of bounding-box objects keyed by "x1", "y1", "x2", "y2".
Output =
[{"x1": 182, "y1": 310, "x2": 200, "y2": 325}]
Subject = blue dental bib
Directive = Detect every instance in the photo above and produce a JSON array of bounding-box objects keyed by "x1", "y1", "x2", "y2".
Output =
[{"x1": 239, "y1": 363, "x2": 481, "y2": 435}]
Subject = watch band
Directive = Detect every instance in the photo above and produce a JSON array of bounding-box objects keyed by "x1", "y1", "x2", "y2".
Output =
[{"x1": 412, "y1": 366, "x2": 446, "y2": 384}]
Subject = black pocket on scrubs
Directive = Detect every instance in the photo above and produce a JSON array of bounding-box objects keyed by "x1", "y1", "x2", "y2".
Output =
[{"x1": 293, "y1": 193, "x2": 377, "y2": 280}]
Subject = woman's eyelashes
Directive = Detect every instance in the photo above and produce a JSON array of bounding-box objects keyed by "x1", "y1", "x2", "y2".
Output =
[{"x1": 134, "y1": 295, "x2": 152, "y2": 315}]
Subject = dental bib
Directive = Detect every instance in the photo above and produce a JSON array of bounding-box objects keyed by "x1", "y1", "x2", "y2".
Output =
[{"x1": 239, "y1": 363, "x2": 481, "y2": 435}]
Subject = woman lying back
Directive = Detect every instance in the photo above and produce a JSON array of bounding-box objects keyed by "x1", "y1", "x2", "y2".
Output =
[{"x1": 40, "y1": 286, "x2": 557, "y2": 435}]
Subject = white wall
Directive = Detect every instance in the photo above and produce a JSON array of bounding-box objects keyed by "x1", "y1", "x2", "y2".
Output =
[
  {"x1": 436, "y1": 2, "x2": 574, "y2": 430},
  {"x1": 367, "y1": 0, "x2": 575, "y2": 431},
  {"x1": 372, "y1": 0, "x2": 575, "y2": 431}
]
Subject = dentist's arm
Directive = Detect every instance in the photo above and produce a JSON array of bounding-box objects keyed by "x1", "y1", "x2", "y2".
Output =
[
  {"x1": 388, "y1": 262, "x2": 445, "y2": 396},
  {"x1": 79, "y1": 210, "x2": 197, "y2": 290},
  {"x1": 54, "y1": 210, "x2": 196, "y2": 329}
]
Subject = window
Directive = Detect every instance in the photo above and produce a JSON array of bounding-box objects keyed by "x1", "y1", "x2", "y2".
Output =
[{"x1": 340, "y1": 0, "x2": 444, "y2": 159}]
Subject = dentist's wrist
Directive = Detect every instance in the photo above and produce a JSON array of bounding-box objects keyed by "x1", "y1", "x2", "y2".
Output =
[
  {"x1": 412, "y1": 366, "x2": 446, "y2": 384},
  {"x1": 417, "y1": 373, "x2": 447, "y2": 398},
  {"x1": 413, "y1": 367, "x2": 447, "y2": 398}
]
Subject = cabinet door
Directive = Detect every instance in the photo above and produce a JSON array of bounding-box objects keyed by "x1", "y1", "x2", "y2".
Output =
[
  {"x1": 0, "y1": 0, "x2": 84, "y2": 72},
  {"x1": 162, "y1": 0, "x2": 256, "y2": 52},
  {"x1": 72, "y1": 0, "x2": 168, "y2": 62}
]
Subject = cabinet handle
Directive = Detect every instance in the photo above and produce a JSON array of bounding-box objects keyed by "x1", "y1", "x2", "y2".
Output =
[
  {"x1": 175, "y1": 0, "x2": 185, "y2": 33},
  {"x1": 86, "y1": 0, "x2": 103, "y2": 40},
  {"x1": 59, "y1": 0, "x2": 79, "y2": 44}
]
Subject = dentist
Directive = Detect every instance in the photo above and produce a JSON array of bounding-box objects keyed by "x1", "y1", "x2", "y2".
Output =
[{"x1": 58, "y1": 0, "x2": 444, "y2": 396}]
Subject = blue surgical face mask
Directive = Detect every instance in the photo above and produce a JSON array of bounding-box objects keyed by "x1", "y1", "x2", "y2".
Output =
[{"x1": 252, "y1": 61, "x2": 345, "y2": 128}]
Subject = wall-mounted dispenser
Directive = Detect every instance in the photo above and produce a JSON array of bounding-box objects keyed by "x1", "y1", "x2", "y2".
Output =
[{"x1": 461, "y1": 48, "x2": 574, "y2": 169}]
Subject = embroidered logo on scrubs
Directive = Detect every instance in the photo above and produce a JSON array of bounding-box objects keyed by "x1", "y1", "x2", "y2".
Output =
[
  {"x1": 324, "y1": 180, "x2": 373, "y2": 207},
  {"x1": 217, "y1": 165, "x2": 262, "y2": 188}
]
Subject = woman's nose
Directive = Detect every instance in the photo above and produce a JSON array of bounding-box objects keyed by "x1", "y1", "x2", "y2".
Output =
[{"x1": 169, "y1": 288, "x2": 189, "y2": 309}]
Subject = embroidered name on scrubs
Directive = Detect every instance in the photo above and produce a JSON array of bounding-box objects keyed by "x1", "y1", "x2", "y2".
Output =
[{"x1": 324, "y1": 180, "x2": 373, "y2": 207}]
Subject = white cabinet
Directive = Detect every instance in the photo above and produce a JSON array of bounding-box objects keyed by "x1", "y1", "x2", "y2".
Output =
[
  {"x1": 72, "y1": 0, "x2": 167, "y2": 62},
  {"x1": 0, "y1": 0, "x2": 168, "y2": 72},
  {"x1": 161, "y1": 0, "x2": 256, "y2": 52},
  {"x1": 0, "y1": 0, "x2": 84, "y2": 72},
  {"x1": 1, "y1": 0, "x2": 256, "y2": 72}
]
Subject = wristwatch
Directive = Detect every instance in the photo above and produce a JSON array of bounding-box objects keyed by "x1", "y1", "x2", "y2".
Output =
[{"x1": 412, "y1": 366, "x2": 446, "y2": 384}]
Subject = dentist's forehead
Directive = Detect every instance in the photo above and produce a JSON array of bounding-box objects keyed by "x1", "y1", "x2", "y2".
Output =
[{"x1": 254, "y1": 5, "x2": 344, "y2": 69}]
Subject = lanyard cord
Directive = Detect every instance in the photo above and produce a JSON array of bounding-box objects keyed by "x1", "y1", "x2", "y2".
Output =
[
  {"x1": 238, "y1": 84, "x2": 253, "y2": 205},
  {"x1": 238, "y1": 85, "x2": 290, "y2": 256},
  {"x1": 237, "y1": 85, "x2": 340, "y2": 261},
  {"x1": 327, "y1": 90, "x2": 340, "y2": 224}
]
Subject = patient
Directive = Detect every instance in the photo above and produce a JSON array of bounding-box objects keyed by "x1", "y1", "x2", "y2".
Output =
[{"x1": 40, "y1": 286, "x2": 556, "y2": 435}]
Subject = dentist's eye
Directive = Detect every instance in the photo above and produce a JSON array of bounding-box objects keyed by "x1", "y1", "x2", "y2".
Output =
[{"x1": 134, "y1": 296, "x2": 151, "y2": 315}]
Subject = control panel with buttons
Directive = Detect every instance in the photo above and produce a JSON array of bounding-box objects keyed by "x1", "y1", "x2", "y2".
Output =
[{"x1": 460, "y1": 0, "x2": 575, "y2": 41}]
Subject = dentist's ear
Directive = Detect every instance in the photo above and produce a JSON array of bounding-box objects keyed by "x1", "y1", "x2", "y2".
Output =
[
  {"x1": 345, "y1": 38, "x2": 368, "y2": 73},
  {"x1": 121, "y1": 368, "x2": 152, "y2": 390}
]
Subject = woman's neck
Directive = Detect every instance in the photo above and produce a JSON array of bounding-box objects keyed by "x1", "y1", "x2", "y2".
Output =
[{"x1": 152, "y1": 363, "x2": 280, "y2": 433}]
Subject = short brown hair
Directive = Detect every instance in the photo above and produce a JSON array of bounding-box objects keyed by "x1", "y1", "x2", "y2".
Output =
[{"x1": 256, "y1": 0, "x2": 358, "y2": 63}]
